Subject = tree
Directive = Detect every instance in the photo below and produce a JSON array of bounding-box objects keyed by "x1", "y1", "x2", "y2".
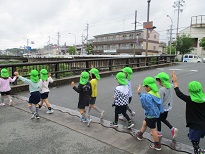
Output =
[
  {"x1": 166, "y1": 45, "x2": 175, "y2": 55},
  {"x1": 67, "y1": 46, "x2": 76, "y2": 55},
  {"x1": 86, "y1": 43, "x2": 94, "y2": 55},
  {"x1": 199, "y1": 37, "x2": 205, "y2": 51},
  {"x1": 176, "y1": 34, "x2": 194, "y2": 55}
]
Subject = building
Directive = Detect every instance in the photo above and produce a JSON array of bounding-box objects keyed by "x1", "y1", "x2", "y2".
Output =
[
  {"x1": 158, "y1": 42, "x2": 167, "y2": 54},
  {"x1": 179, "y1": 15, "x2": 205, "y2": 57},
  {"x1": 92, "y1": 29, "x2": 159, "y2": 55}
]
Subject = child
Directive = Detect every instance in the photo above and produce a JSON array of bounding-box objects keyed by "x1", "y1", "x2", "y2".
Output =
[
  {"x1": 71, "y1": 71, "x2": 92, "y2": 127},
  {"x1": 0, "y1": 68, "x2": 17, "y2": 106},
  {"x1": 87, "y1": 68, "x2": 104, "y2": 119},
  {"x1": 155, "y1": 72, "x2": 178, "y2": 139},
  {"x1": 172, "y1": 71, "x2": 205, "y2": 154},
  {"x1": 136, "y1": 77, "x2": 164, "y2": 151},
  {"x1": 110, "y1": 72, "x2": 134, "y2": 129},
  {"x1": 14, "y1": 70, "x2": 41, "y2": 119},
  {"x1": 38, "y1": 69, "x2": 54, "y2": 114},
  {"x1": 119, "y1": 67, "x2": 135, "y2": 120}
]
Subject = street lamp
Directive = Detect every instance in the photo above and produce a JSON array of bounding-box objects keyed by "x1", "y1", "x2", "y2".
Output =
[
  {"x1": 167, "y1": 15, "x2": 173, "y2": 55},
  {"x1": 145, "y1": 0, "x2": 151, "y2": 57},
  {"x1": 69, "y1": 33, "x2": 77, "y2": 54}
]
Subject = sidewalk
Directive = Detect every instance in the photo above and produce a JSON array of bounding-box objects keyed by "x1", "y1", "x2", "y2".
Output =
[{"x1": 0, "y1": 95, "x2": 193, "y2": 154}]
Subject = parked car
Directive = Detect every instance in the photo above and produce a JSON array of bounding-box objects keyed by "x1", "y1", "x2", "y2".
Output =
[{"x1": 183, "y1": 54, "x2": 202, "y2": 63}]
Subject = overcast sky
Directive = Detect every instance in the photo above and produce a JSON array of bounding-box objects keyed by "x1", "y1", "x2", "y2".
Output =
[{"x1": 0, "y1": 0, "x2": 204, "y2": 50}]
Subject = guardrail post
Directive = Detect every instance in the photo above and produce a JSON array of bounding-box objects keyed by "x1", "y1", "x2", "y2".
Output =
[
  {"x1": 126, "y1": 58, "x2": 129, "y2": 67},
  {"x1": 12, "y1": 66, "x2": 17, "y2": 85},
  {"x1": 55, "y1": 63, "x2": 60, "y2": 79},
  {"x1": 156, "y1": 56, "x2": 159, "y2": 65},
  {"x1": 137, "y1": 58, "x2": 140, "y2": 67},
  {"x1": 109, "y1": 59, "x2": 112, "y2": 71},
  {"x1": 86, "y1": 61, "x2": 89, "y2": 71}
]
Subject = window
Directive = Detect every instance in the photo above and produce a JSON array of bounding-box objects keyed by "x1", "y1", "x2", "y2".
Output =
[
  {"x1": 153, "y1": 46, "x2": 156, "y2": 50},
  {"x1": 154, "y1": 35, "x2": 157, "y2": 39},
  {"x1": 189, "y1": 55, "x2": 193, "y2": 58},
  {"x1": 184, "y1": 55, "x2": 188, "y2": 58}
]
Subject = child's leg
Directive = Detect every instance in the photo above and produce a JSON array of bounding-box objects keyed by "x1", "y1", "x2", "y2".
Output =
[
  {"x1": 35, "y1": 104, "x2": 40, "y2": 118},
  {"x1": 39, "y1": 99, "x2": 44, "y2": 108},
  {"x1": 6, "y1": 95, "x2": 12, "y2": 101},
  {"x1": 140, "y1": 120, "x2": 147, "y2": 133},
  {"x1": 114, "y1": 112, "x2": 119, "y2": 123},
  {"x1": 136, "y1": 120, "x2": 147, "y2": 140},
  {"x1": 80, "y1": 109, "x2": 88, "y2": 120},
  {"x1": 188, "y1": 128, "x2": 205, "y2": 153},
  {"x1": 156, "y1": 119, "x2": 162, "y2": 132},
  {"x1": 1, "y1": 95, "x2": 5, "y2": 104},
  {"x1": 150, "y1": 128, "x2": 160, "y2": 142},
  {"x1": 28, "y1": 103, "x2": 34, "y2": 113},
  {"x1": 122, "y1": 109, "x2": 131, "y2": 121},
  {"x1": 127, "y1": 97, "x2": 132, "y2": 113},
  {"x1": 150, "y1": 128, "x2": 161, "y2": 150},
  {"x1": 44, "y1": 99, "x2": 51, "y2": 109}
]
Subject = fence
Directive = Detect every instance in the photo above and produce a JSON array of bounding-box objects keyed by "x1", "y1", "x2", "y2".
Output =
[{"x1": 0, "y1": 55, "x2": 175, "y2": 86}]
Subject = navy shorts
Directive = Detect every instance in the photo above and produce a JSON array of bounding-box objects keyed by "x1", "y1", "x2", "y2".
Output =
[
  {"x1": 1, "y1": 91, "x2": 11, "y2": 96},
  {"x1": 89, "y1": 97, "x2": 96, "y2": 105},
  {"x1": 29, "y1": 91, "x2": 41, "y2": 104},
  {"x1": 145, "y1": 117, "x2": 158, "y2": 129},
  {"x1": 188, "y1": 128, "x2": 205, "y2": 141},
  {"x1": 41, "y1": 92, "x2": 49, "y2": 99},
  {"x1": 78, "y1": 99, "x2": 90, "y2": 109}
]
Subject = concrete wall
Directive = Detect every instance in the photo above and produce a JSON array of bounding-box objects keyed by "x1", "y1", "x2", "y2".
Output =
[{"x1": 180, "y1": 27, "x2": 205, "y2": 57}]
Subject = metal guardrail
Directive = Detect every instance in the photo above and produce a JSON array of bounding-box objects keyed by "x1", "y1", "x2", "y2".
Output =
[{"x1": 0, "y1": 55, "x2": 175, "y2": 86}]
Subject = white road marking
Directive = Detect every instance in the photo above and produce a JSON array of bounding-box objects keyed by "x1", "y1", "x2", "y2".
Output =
[
  {"x1": 190, "y1": 70, "x2": 198, "y2": 72},
  {"x1": 168, "y1": 69, "x2": 183, "y2": 71}
]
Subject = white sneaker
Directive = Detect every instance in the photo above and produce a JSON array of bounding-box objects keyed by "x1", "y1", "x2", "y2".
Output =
[
  {"x1": 46, "y1": 109, "x2": 53, "y2": 114},
  {"x1": 31, "y1": 113, "x2": 36, "y2": 119},
  {"x1": 100, "y1": 110, "x2": 104, "y2": 119},
  {"x1": 87, "y1": 118, "x2": 92, "y2": 127}
]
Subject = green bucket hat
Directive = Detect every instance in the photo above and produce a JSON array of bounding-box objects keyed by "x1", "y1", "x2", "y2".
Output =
[
  {"x1": 122, "y1": 67, "x2": 133, "y2": 80},
  {"x1": 116, "y1": 72, "x2": 127, "y2": 85},
  {"x1": 1, "y1": 68, "x2": 9, "y2": 78},
  {"x1": 143, "y1": 76, "x2": 158, "y2": 92},
  {"x1": 80, "y1": 71, "x2": 89, "y2": 85},
  {"x1": 40, "y1": 69, "x2": 48, "y2": 81},
  {"x1": 155, "y1": 72, "x2": 171, "y2": 89},
  {"x1": 188, "y1": 81, "x2": 205, "y2": 103},
  {"x1": 30, "y1": 70, "x2": 39, "y2": 83},
  {"x1": 89, "y1": 68, "x2": 100, "y2": 80}
]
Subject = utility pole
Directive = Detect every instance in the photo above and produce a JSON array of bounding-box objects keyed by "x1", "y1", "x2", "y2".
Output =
[
  {"x1": 85, "y1": 22, "x2": 89, "y2": 54},
  {"x1": 167, "y1": 15, "x2": 173, "y2": 55},
  {"x1": 57, "y1": 32, "x2": 60, "y2": 54},
  {"x1": 27, "y1": 39, "x2": 29, "y2": 53},
  {"x1": 133, "y1": 10, "x2": 137, "y2": 57},
  {"x1": 85, "y1": 22, "x2": 89, "y2": 43},
  {"x1": 145, "y1": 0, "x2": 151, "y2": 57},
  {"x1": 173, "y1": 0, "x2": 184, "y2": 56},
  {"x1": 173, "y1": 0, "x2": 185, "y2": 37},
  {"x1": 81, "y1": 34, "x2": 84, "y2": 55},
  {"x1": 48, "y1": 36, "x2": 51, "y2": 53}
]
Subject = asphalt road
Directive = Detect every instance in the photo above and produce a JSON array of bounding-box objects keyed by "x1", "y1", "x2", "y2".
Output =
[{"x1": 17, "y1": 62, "x2": 205, "y2": 147}]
